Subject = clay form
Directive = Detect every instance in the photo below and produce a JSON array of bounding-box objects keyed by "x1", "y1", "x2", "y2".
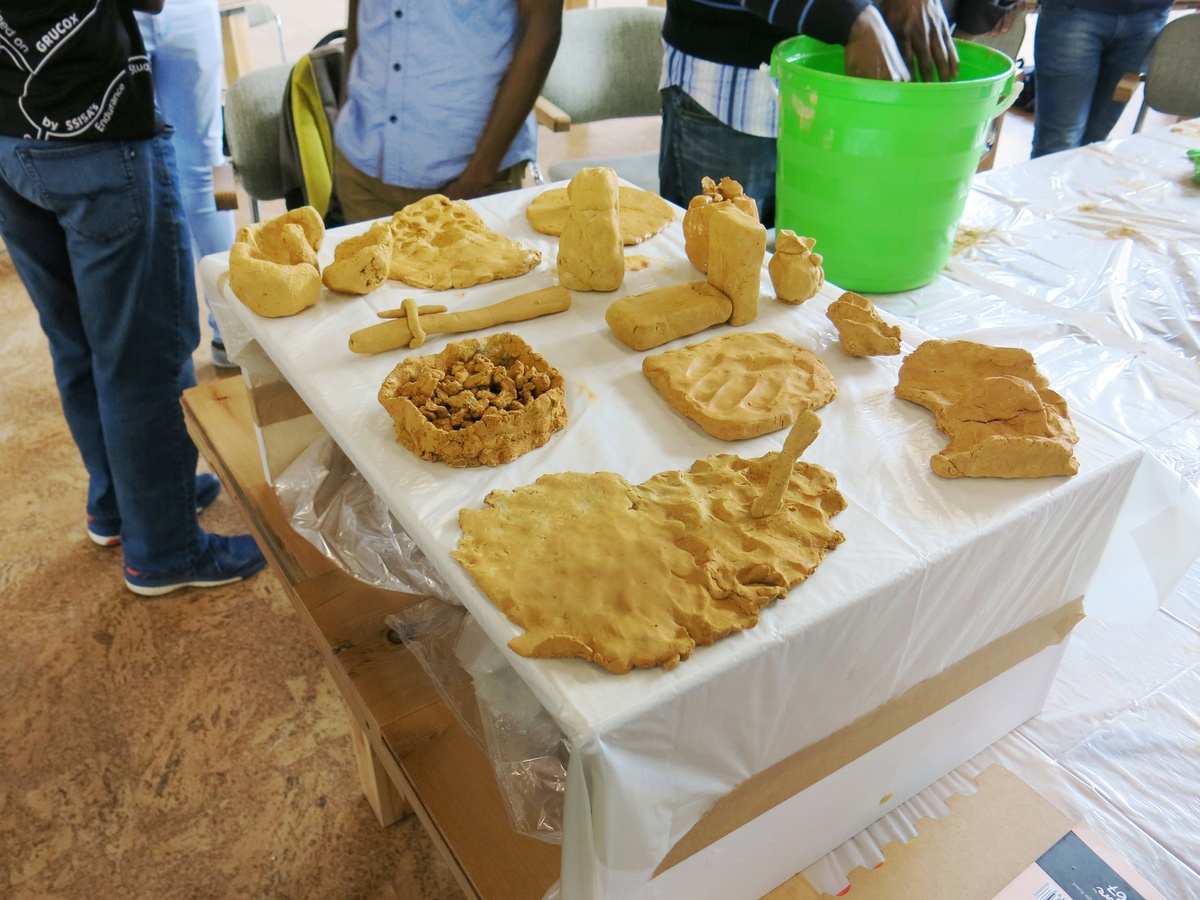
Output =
[
  {"x1": 322, "y1": 221, "x2": 393, "y2": 295},
  {"x1": 752, "y1": 411, "x2": 822, "y2": 517},
  {"x1": 605, "y1": 282, "x2": 732, "y2": 351},
  {"x1": 707, "y1": 205, "x2": 766, "y2": 326},
  {"x1": 350, "y1": 285, "x2": 572, "y2": 354},
  {"x1": 236, "y1": 206, "x2": 325, "y2": 265},
  {"x1": 378, "y1": 332, "x2": 566, "y2": 467},
  {"x1": 682, "y1": 176, "x2": 760, "y2": 273},
  {"x1": 642, "y1": 332, "x2": 837, "y2": 440},
  {"x1": 896, "y1": 340, "x2": 1080, "y2": 479},
  {"x1": 388, "y1": 194, "x2": 541, "y2": 291},
  {"x1": 229, "y1": 206, "x2": 324, "y2": 317},
  {"x1": 556, "y1": 167, "x2": 624, "y2": 292},
  {"x1": 453, "y1": 448, "x2": 845, "y2": 673},
  {"x1": 229, "y1": 242, "x2": 321, "y2": 318},
  {"x1": 826, "y1": 291, "x2": 902, "y2": 357},
  {"x1": 769, "y1": 230, "x2": 825, "y2": 305},
  {"x1": 526, "y1": 184, "x2": 674, "y2": 245}
]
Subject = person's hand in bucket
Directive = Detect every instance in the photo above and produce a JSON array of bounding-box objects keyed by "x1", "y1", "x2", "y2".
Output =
[{"x1": 844, "y1": 6, "x2": 913, "y2": 81}]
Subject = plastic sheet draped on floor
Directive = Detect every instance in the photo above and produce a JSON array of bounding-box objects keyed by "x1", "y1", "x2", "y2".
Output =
[{"x1": 198, "y1": 120, "x2": 1200, "y2": 900}]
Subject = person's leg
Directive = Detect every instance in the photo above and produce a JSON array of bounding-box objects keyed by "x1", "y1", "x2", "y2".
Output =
[
  {"x1": 1080, "y1": 6, "x2": 1171, "y2": 145},
  {"x1": 333, "y1": 145, "x2": 434, "y2": 223},
  {"x1": 139, "y1": 1, "x2": 236, "y2": 346},
  {"x1": 1032, "y1": 3, "x2": 1113, "y2": 157},
  {"x1": 0, "y1": 149, "x2": 119, "y2": 535},
  {"x1": 658, "y1": 86, "x2": 779, "y2": 226}
]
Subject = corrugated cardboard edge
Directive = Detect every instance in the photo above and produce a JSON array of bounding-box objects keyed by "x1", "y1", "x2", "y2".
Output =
[
  {"x1": 764, "y1": 765, "x2": 1074, "y2": 899},
  {"x1": 654, "y1": 597, "x2": 1085, "y2": 877}
]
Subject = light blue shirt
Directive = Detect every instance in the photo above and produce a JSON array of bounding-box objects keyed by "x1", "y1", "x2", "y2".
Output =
[{"x1": 334, "y1": 1, "x2": 538, "y2": 189}]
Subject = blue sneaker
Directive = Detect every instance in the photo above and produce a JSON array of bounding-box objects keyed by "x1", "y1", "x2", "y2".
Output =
[
  {"x1": 87, "y1": 474, "x2": 223, "y2": 548},
  {"x1": 124, "y1": 533, "x2": 267, "y2": 597}
]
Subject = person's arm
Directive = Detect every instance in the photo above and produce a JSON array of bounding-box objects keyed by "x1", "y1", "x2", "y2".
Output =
[
  {"x1": 953, "y1": 0, "x2": 1021, "y2": 38},
  {"x1": 844, "y1": 5, "x2": 913, "y2": 81},
  {"x1": 122, "y1": 1, "x2": 164, "y2": 12},
  {"x1": 440, "y1": 0, "x2": 562, "y2": 200},
  {"x1": 879, "y1": 0, "x2": 958, "y2": 81},
  {"x1": 738, "y1": 0, "x2": 948, "y2": 82}
]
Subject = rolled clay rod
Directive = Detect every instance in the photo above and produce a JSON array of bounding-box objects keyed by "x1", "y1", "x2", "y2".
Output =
[
  {"x1": 348, "y1": 285, "x2": 572, "y2": 354},
  {"x1": 751, "y1": 410, "x2": 822, "y2": 518},
  {"x1": 376, "y1": 304, "x2": 448, "y2": 318}
]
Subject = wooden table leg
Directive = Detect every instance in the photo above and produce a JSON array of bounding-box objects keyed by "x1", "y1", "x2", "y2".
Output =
[{"x1": 349, "y1": 712, "x2": 411, "y2": 826}]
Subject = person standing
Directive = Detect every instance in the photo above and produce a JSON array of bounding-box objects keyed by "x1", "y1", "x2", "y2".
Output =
[
  {"x1": 135, "y1": 0, "x2": 238, "y2": 368},
  {"x1": 1031, "y1": 0, "x2": 1172, "y2": 156},
  {"x1": 332, "y1": 0, "x2": 562, "y2": 223},
  {"x1": 0, "y1": 0, "x2": 267, "y2": 595}
]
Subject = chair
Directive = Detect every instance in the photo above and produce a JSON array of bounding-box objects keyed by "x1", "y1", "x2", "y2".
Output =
[
  {"x1": 245, "y1": 2, "x2": 288, "y2": 65},
  {"x1": 534, "y1": 5, "x2": 666, "y2": 191},
  {"x1": 222, "y1": 62, "x2": 293, "y2": 221},
  {"x1": 1114, "y1": 13, "x2": 1200, "y2": 132}
]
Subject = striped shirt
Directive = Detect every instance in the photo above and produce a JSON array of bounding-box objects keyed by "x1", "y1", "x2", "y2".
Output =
[{"x1": 659, "y1": 41, "x2": 780, "y2": 139}]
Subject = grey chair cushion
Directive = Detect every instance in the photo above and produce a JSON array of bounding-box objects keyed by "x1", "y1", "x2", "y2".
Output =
[
  {"x1": 1145, "y1": 14, "x2": 1200, "y2": 118},
  {"x1": 539, "y1": 6, "x2": 665, "y2": 125},
  {"x1": 546, "y1": 152, "x2": 660, "y2": 195},
  {"x1": 224, "y1": 63, "x2": 291, "y2": 202}
]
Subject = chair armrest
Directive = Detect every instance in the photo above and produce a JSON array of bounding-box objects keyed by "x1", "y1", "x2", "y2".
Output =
[
  {"x1": 1113, "y1": 71, "x2": 1143, "y2": 104},
  {"x1": 535, "y1": 95, "x2": 572, "y2": 133}
]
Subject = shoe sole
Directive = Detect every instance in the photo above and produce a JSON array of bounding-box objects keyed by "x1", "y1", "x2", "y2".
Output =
[
  {"x1": 87, "y1": 529, "x2": 121, "y2": 548},
  {"x1": 125, "y1": 574, "x2": 249, "y2": 597}
]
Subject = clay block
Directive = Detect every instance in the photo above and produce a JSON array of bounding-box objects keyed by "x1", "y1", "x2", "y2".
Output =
[{"x1": 707, "y1": 205, "x2": 766, "y2": 327}]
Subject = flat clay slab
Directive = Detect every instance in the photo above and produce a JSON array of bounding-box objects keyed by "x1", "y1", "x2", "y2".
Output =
[
  {"x1": 643, "y1": 332, "x2": 837, "y2": 440},
  {"x1": 453, "y1": 450, "x2": 846, "y2": 674},
  {"x1": 526, "y1": 184, "x2": 674, "y2": 245}
]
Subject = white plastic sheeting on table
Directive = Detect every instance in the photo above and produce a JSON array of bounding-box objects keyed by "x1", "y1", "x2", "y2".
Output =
[
  {"x1": 201, "y1": 131, "x2": 1197, "y2": 896},
  {"x1": 795, "y1": 121, "x2": 1200, "y2": 897}
]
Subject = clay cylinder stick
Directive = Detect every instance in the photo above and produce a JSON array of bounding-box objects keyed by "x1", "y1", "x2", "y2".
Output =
[
  {"x1": 349, "y1": 285, "x2": 571, "y2": 354},
  {"x1": 707, "y1": 205, "x2": 766, "y2": 327},
  {"x1": 751, "y1": 411, "x2": 822, "y2": 518},
  {"x1": 377, "y1": 304, "x2": 448, "y2": 319},
  {"x1": 557, "y1": 166, "x2": 624, "y2": 292}
]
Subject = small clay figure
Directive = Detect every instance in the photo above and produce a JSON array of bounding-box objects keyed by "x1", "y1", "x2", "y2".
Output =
[{"x1": 769, "y1": 230, "x2": 825, "y2": 305}]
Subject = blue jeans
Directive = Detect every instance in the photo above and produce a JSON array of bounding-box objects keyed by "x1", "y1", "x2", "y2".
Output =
[
  {"x1": 0, "y1": 134, "x2": 207, "y2": 574},
  {"x1": 1032, "y1": 1, "x2": 1170, "y2": 157},
  {"x1": 659, "y1": 85, "x2": 779, "y2": 228},
  {"x1": 137, "y1": 1, "x2": 235, "y2": 339}
]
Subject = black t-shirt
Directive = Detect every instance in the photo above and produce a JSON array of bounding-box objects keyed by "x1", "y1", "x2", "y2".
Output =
[{"x1": 0, "y1": 1, "x2": 158, "y2": 141}]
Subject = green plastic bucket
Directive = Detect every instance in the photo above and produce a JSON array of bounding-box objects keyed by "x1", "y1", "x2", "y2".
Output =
[{"x1": 771, "y1": 38, "x2": 1017, "y2": 293}]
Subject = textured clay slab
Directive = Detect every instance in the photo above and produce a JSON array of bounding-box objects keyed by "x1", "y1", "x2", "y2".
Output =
[
  {"x1": 388, "y1": 194, "x2": 541, "y2": 290},
  {"x1": 453, "y1": 451, "x2": 846, "y2": 673},
  {"x1": 896, "y1": 340, "x2": 1079, "y2": 478},
  {"x1": 526, "y1": 184, "x2": 675, "y2": 245},
  {"x1": 643, "y1": 332, "x2": 837, "y2": 440}
]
